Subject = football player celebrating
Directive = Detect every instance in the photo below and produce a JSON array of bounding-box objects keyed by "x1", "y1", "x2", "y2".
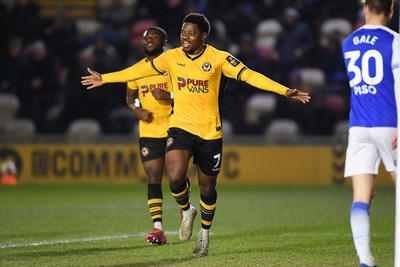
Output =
[{"x1": 82, "y1": 13, "x2": 310, "y2": 257}]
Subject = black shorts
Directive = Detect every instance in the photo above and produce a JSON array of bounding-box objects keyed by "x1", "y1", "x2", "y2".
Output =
[
  {"x1": 139, "y1": 137, "x2": 167, "y2": 163},
  {"x1": 166, "y1": 127, "x2": 223, "y2": 176}
]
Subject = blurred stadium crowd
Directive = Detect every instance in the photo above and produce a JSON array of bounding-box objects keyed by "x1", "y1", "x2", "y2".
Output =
[{"x1": 0, "y1": 0, "x2": 399, "y2": 136}]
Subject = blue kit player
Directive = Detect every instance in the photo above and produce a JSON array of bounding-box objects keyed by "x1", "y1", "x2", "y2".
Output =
[{"x1": 342, "y1": 0, "x2": 400, "y2": 266}]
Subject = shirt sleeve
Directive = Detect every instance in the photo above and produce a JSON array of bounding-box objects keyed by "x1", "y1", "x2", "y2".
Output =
[
  {"x1": 127, "y1": 80, "x2": 138, "y2": 91},
  {"x1": 102, "y1": 60, "x2": 163, "y2": 83},
  {"x1": 239, "y1": 68, "x2": 288, "y2": 96}
]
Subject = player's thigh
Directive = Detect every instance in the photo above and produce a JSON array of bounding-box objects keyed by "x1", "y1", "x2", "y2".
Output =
[
  {"x1": 139, "y1": 137, "x2": 167, "y2": 163},
  {"x1": 345, "y1": 127, "x2": 380, "y2": 178},
  {"x1": 165, "y1": 128, "x2": 193, "y2": 180},
  {"x1": 139, "y1": 138, "x2": 167, "y2": 183},
  {"x1": 371, "y1": 127, "x2": 397, "y2": 173},
  {"x1": 193, "y1": 137, "x2": 223, "y2": 177}
]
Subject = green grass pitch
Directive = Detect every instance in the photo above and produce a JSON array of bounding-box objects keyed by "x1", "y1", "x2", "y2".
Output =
[{"x1": 0, "y1": 183, "x2": 395, "y2": 266}]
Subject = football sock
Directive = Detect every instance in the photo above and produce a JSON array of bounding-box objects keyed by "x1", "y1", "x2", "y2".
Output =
[
  {"x1": 171, "y1": 179, "x2": 191, "y2": 211},
  {"x1": 154, "y1": 221, "x2": 162, "y2": 230},
  {"x1": 200, "y1": 191, "x2": 217, "y2": 230},
  {"x1": 350, "y1": 202, "x2": 375, "y2": 266},
  {"x1": 148, "y1": 184, "x2": 163, "y2": 227}
]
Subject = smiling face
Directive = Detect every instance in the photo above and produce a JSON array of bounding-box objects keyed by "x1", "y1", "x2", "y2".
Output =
[
  {"x1": 143, "y1": 28, "x2": 166, "y2": 57},
  {"x1": 180, "y1": 22, "x2": 207, "y2": 55}
]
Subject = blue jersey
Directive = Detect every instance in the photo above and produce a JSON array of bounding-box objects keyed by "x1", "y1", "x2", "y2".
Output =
[{"x1": 342, "y1": 25, "x2": 400, "y2": 127}]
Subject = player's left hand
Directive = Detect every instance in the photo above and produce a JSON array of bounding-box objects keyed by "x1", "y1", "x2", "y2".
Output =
[
  {"x1": 286, "y1": 88, "x2": 311, "y2": 104},
  {"x1": 151, "y1": 89, "x2": 171, "y2": 100},
  {"x1": 81, "y1": 68, "x2": 104, "y2": 90}
]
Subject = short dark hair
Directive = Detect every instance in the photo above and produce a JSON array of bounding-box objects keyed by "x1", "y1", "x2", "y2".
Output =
[
  {"x1": 363, "y1": 0, "x2": 393, "y2": 16},
  {"x1": 182, "y1": 13, "x2": 211, "y2": 34},
  {"x1": 147, "y1": 26, "x2": 168, "y2": 41}
]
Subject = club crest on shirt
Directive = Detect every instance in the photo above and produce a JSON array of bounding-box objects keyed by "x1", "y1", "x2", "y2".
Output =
[
  {"x1": 226, "y1": 55, "x2": 241, "y2": 67},
  {"x1": 202, "y1": 62, "x2": 212, "y2": 72},
  {"x1": 166, "y1": 137, "x2": 174, "y2": 147},
  {"x1": 141, "y1": 147, "x2": 150, "y2": 157}
]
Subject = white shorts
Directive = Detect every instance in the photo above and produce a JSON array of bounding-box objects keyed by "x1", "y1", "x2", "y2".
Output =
[{"x1": 344, "y1": 127, "x2": 397, "y2": 178}]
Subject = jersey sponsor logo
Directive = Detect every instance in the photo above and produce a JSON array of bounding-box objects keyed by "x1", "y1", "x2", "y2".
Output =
[
  {"x1": 202, "y1": 62, "x2": 212, "y2": 72},
  {"x1": 140, "y1": 83, "x2": 169, "y2": 97},
  {"x1": 177, "y1": 62, "x2": 185, "y2": 67},
  {"x1": 166, "y1": 137, "x2": 174, "y2": 147},
  {"x1": 141, "y1": 147, "x2": 150, "y2": 157},
  {"x1": 177, "y1": 77, "x2": 209, "y2": 93},
  {"x1": 226, "y1": 55, "x2": 241, "y2": 67}
]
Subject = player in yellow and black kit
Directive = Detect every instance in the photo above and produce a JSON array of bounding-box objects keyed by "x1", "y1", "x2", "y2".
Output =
[
  {"x1": 126, "y1": 26, "x2": 178, "y2": 245},
  {"x1": 126, "y1": 26, "x2": 170, "y2": 245},
  {"x1": 82, "y1": 13, "x2": 310, "y2": 257}
]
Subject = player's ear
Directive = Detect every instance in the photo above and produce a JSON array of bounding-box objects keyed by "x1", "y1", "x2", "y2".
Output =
[
  {"x1": 201, "y1": 32, "x2": 207, "y2": 42},
  {"x1": 388, "y1": 8, "x2": 394, "y2": 20}
]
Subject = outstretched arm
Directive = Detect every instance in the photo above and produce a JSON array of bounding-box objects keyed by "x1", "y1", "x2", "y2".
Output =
[
  {"x1": 81, "y1": 60, "x2": 163, "y2": 90},
  {"x1": 240, "y1": 69, "x2": 310, "y2": 103}
]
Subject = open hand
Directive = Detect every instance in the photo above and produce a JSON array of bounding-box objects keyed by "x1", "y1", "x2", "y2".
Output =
[
  {"x1": 81, "y1": 68, "x2": 104, "y2": 90},
  {"x1": 286, "y1": 88, "x2": 311, "y2": 104}
]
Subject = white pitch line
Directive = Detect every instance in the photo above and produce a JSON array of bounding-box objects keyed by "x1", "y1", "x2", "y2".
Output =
[{"x1": 0, "y1": 231, "x2": 179, "y2": 249}]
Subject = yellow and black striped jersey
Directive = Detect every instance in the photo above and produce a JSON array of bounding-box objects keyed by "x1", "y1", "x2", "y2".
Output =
[
  {"x1": 127, "y1": 58, "x2": 172, "y2": 138},
  {"x1": 103, "y1": 44, "x2": 288, "y2": 140}
]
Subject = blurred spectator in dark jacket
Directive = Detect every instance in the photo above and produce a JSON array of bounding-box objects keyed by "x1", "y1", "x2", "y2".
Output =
[
  {"x1": 0, "y1": 37, "x2": 26, "y2": 94},
  {"x1": 45, "y1": 14, "x2": 79, "y2": 70},
  {"x1": 321, "y1": 31, "x2": 347, "y2": 86},
  {"x1": 273, "y1": 7, "x2": 315, "y2": 84},
  {"x1": 4, "y1": 0, "x2": 43, "y2": 45},
  {"x1": 20, "y1": 40, "x2": 58, "y2": 133},
  {"x1": 97, "y1": 0, "x2": 134, "y2": 60}
]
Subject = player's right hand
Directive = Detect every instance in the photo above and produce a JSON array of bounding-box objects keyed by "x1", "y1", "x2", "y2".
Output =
[{"x1": 135, "y1": 108, "x2": 153, "y2": 122}]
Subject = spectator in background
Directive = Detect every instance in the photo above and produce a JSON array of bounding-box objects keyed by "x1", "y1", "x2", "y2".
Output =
[
  {"x1": 0, "y1": 37, "x2": 26, "y2": 94},
  {"x1": 4, "y1": 0, "x2": 43, "y2": 46},
  {"x1": 97, "y1": 0, "x2": 133, "y2": 60},
  {"x1": 273, "y1": 7, "x2": 315, "y2": 84},
  {"x1": 45, "y1": 14, "x2": 79, "y2": 70},
  {"x1": 76, "y1": 36, "x2": 125, "y2": 133},
  {"x1": 321, "y1": 31, "x2": 348, "y2": 86},
  {"x1": 20, "y1": 40, "x2": 57, "y2": 133},
  {"x1": 223, "y1": 33, "x2": 273, "y2": 134}
]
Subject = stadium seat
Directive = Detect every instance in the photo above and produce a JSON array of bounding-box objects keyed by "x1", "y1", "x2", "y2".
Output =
[
  {"x1": 0, "y1": 93, "x2": 20, "y2": 133},
  {"x1": 4, "y1": 119, "x2": 36, "y2": 137},
  {"x1": 320, "y1": 18, "x2": 352, "y2": 47},
  {"x1": 299, "y1": 68, "x2": 325, "y2": 89},
  {"x1": 245, "y1": 93, "x2": 277, "y2": 125},
  {"x1": 264, "y1": 119, "x2": 299, "y2": 142},
  {"x1": 76, "y1": 18, "x2": 103, "y2": 37},
  {"x1": 67, "y1": 118, "x2": 101, "y2": 141},
  {"x1": 255, "y1": 19, "x2": 282, "y2": 50}
]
